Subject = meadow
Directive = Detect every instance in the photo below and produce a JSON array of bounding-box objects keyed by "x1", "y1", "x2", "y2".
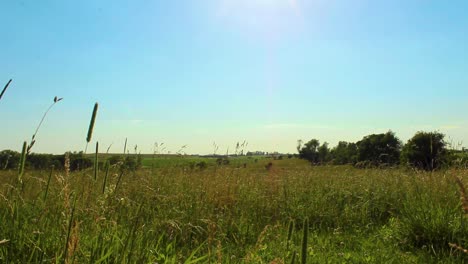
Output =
[{"x1": 0, "y1": 155, "x2": 467, "y2": 263}]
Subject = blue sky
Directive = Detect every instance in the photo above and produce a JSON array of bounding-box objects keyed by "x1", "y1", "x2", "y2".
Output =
[{"x1": 1, "y1": 0, "x2": 468, "y2": 154}]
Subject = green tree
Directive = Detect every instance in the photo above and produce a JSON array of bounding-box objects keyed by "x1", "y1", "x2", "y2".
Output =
[
  {"x1": 401, "y1": 131, "x2": 449, "y2": 171},
  {"x1": 27, "y1": 153, "x2": 54, "y2": 170},
  {"x1": 298, "y1": 139, "x2": 320, "y2": 163},
  {"x1": 356, "y1": 131, "x2": 401, "y2": 166},
  {"x1": 330, "y1": 141, "x2": 358, "y2": 165},
  {"x1": 317, "y1": 142, "x2": 330, "y2": 163},
  {"x1": 0, "y1": 150, "x2": 20, "y2": 170},
  {"x1": 299, "y1": 139, "x2": 331, "y2": 164},
  {"x1": 56, "y1": 152, "x2": 93, "y2": 171}
]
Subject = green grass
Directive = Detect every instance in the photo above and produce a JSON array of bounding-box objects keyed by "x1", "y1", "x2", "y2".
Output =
[
  {"x1": 140, "y1": 154, "x2": 272, "y2": 169},
  {"x1": 0, "y1": 158, "x2": 467, "y2": 263}
]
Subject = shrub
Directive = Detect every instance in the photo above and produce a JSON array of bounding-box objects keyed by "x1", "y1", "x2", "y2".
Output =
[
  {"x1": 122, "y1": 155, "x2": 142, "y2": 171},
  {"x1": 107, "y1": 154, "x2": 142, "y2": 171},
  {"x1": 108, "y1": 155, "x2": 123, "y2": 165},
  {"x1": 196, "y1": 161, "x2": 207, "y2": 170},
  {"x1": 216, "y1": 157, "x2": 230, "y2": 165},
  {"x1": 356, "y1": 131, "x2": 401, "y2": 166},
  {"x1": 401, "y1": 131, "x2": 449, "y2": 171}
]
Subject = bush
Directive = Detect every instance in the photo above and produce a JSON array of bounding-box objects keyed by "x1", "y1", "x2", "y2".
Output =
[
  {"x1": 122, "y1": 155, "x2": 142, "y2": 171},
  {"x1": 107, "y1": 154, "x2": 142, "y2": 171},
  {"x1": 108, "y1": 155, "x2": 123, "y2": 165},
  {"x1": 401, "y1": 131, "x2": 449, "y2": 171},
  {"x1": 356, "y1": 131, "x2": 401, "y2": 166},
  {"x1": 196, "y1": 161, "x2": 208, "y2": 170},
  {"x1": 216, "y1": 157, "x2": 230, "y2": 165}
]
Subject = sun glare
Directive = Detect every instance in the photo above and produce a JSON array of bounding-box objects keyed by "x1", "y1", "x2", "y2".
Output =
[
  {"x1": 218, "y1": 0, "x2": 299, "y2": 14},
  {"x1": 216, "y1": 0, "x2": 302, "y2": 36},
  {"x1": 233, "y1": 0, "x2": 297, "y2": 9}
]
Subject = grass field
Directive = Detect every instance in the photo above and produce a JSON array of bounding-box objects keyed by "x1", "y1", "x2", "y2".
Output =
[{"x1": 0, "y1": 156, "x2": 467, "y2": 263}]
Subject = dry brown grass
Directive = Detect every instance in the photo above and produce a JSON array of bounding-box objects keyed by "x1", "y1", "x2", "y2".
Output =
[
  {"x1": 454, "y1": 176, "x2": 468, "y2": 214},
  {"x1": 450, "y1": 176, "x2": 468, "y2": 254}
]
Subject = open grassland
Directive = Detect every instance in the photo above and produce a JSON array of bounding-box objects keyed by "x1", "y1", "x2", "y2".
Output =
[{"x1": 0, "y1": 157, "x2": 467, "y2": 263}]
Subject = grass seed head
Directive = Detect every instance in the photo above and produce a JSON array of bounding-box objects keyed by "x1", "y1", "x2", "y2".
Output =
[{"x1": 86, "y1": 103, "x2": 99, "y2": 143}]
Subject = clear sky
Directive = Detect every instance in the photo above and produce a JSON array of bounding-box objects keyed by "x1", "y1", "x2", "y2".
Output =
[{"x1": 1, "y1": 0, "x2": 468, "y2": 154}]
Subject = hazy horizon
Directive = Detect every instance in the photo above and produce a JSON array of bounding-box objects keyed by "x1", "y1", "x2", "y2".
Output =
[{"x1": 2, "y1": 0, "x2": 468, "y2": 155}]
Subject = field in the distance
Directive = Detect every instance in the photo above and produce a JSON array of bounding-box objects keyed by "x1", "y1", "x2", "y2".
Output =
[{"x1": 1, "y1": 156, "x2": 467, "y2": 263}]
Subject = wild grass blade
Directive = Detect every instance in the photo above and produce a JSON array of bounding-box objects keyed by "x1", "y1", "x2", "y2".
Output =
[
  {"x1": 0, "y1": 79, "x2": 12, "y2": 101},
  {"x1": 43, "y1": 165, "x2": 54, "y2": 201},
  {"x1": 290, "y1": 251, "x2": 296, "y2": 264},
  {"x1": 287, "y1": 219, "x2": 295, "y2": 250},
  {"x1": 18, "y1": 141, "x2": 27, "y2": 184},
  {"x1": 102, "y1": 161, "x2": 109, "y2": 194},
  {"x1": 63, "y1": 193, "x2": 77, "y2": 264},
  {"x1": 94, "y1": 142, "x2": 99, "y2": 181},
  {"x1": 28, "y1": 97, "x2": 63, "y2": 154},
  {"x1": 301, "y1": 218, "x2": 308, "y2": 264}
]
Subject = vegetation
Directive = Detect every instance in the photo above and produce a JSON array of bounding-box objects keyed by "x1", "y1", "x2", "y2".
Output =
[
  {"x1": 330, "y1": 141, "x2": 358, "y2": 165},
  {"x1": 297, "y1": 139, "x2": 323, "y2": 164},
  {"x1": 299, "y1": 130, "x2": 455, "y2": 171},
  {"x1": 401, "y1": 131, "x2": 450, "y2": 171},
  {"x1": 356, "y1": 131, "x2": 401, "y2": 166},
  {"x1": 0, "y1": 151, "x2": 94, "y2": 171},
  {"x1": 0, "y1": 158, "x2": 467, "y2": 263}
]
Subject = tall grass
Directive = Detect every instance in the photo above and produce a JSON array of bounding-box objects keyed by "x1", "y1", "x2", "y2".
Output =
[
  {"x1": 450, "y1": 176, "x2": 468, "y2": 254},
  {"x1": 1, "y1": 161, "x2": 467, "y2": 262}
]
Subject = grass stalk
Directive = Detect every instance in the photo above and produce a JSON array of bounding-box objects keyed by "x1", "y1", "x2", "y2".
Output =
[
  {"x1": 114, "y1": 171, "x2": 124, "y2": 194},
  {"x1": 0, "y1": 79, "x2": 12, "y2": 101},
  {"x1": 63, "y1": 193, "x2": 77, "y2": 264},
  {"x1": 102, "y1": 161, "x2": 109, "y2": 194},
  {"x1": 287, "y1": 219, "x2": 294, "y2": 250},
  {"x1": 94, "y1": 142, "x2": 99, "y2": 181},
  {"x1": 301, "y1": 218, "x2": 308, "y2": 264},
  {"x1": 18, "y1": 141, "x2": 27, "y2": 184},
  {"x1": 454, "y1": 177, "x2": 468, "y2": 214},
  {"x1": 290, "y1": 251, "x2": 296, "y2": 264},
  {"x1": 85, "y1": 102, "x2": 98, "y2": 153},
  {"x1": 43, "y1": 165, "x2": 54, "y2": 201},
  {"x1": 28, "y1": 96, "x2": 63, "y2": 154}
]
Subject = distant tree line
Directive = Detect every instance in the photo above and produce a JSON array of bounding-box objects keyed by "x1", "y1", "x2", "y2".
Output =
[
  {"x1": 0, "y1": 151, "x2": 92, "y2": 171},
  {"x1": 0, "y1": 151, "x2": 142, "y2": 171},
  {"x1": 298, "y1": 131, "x2": 454, "y2": 171}
]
